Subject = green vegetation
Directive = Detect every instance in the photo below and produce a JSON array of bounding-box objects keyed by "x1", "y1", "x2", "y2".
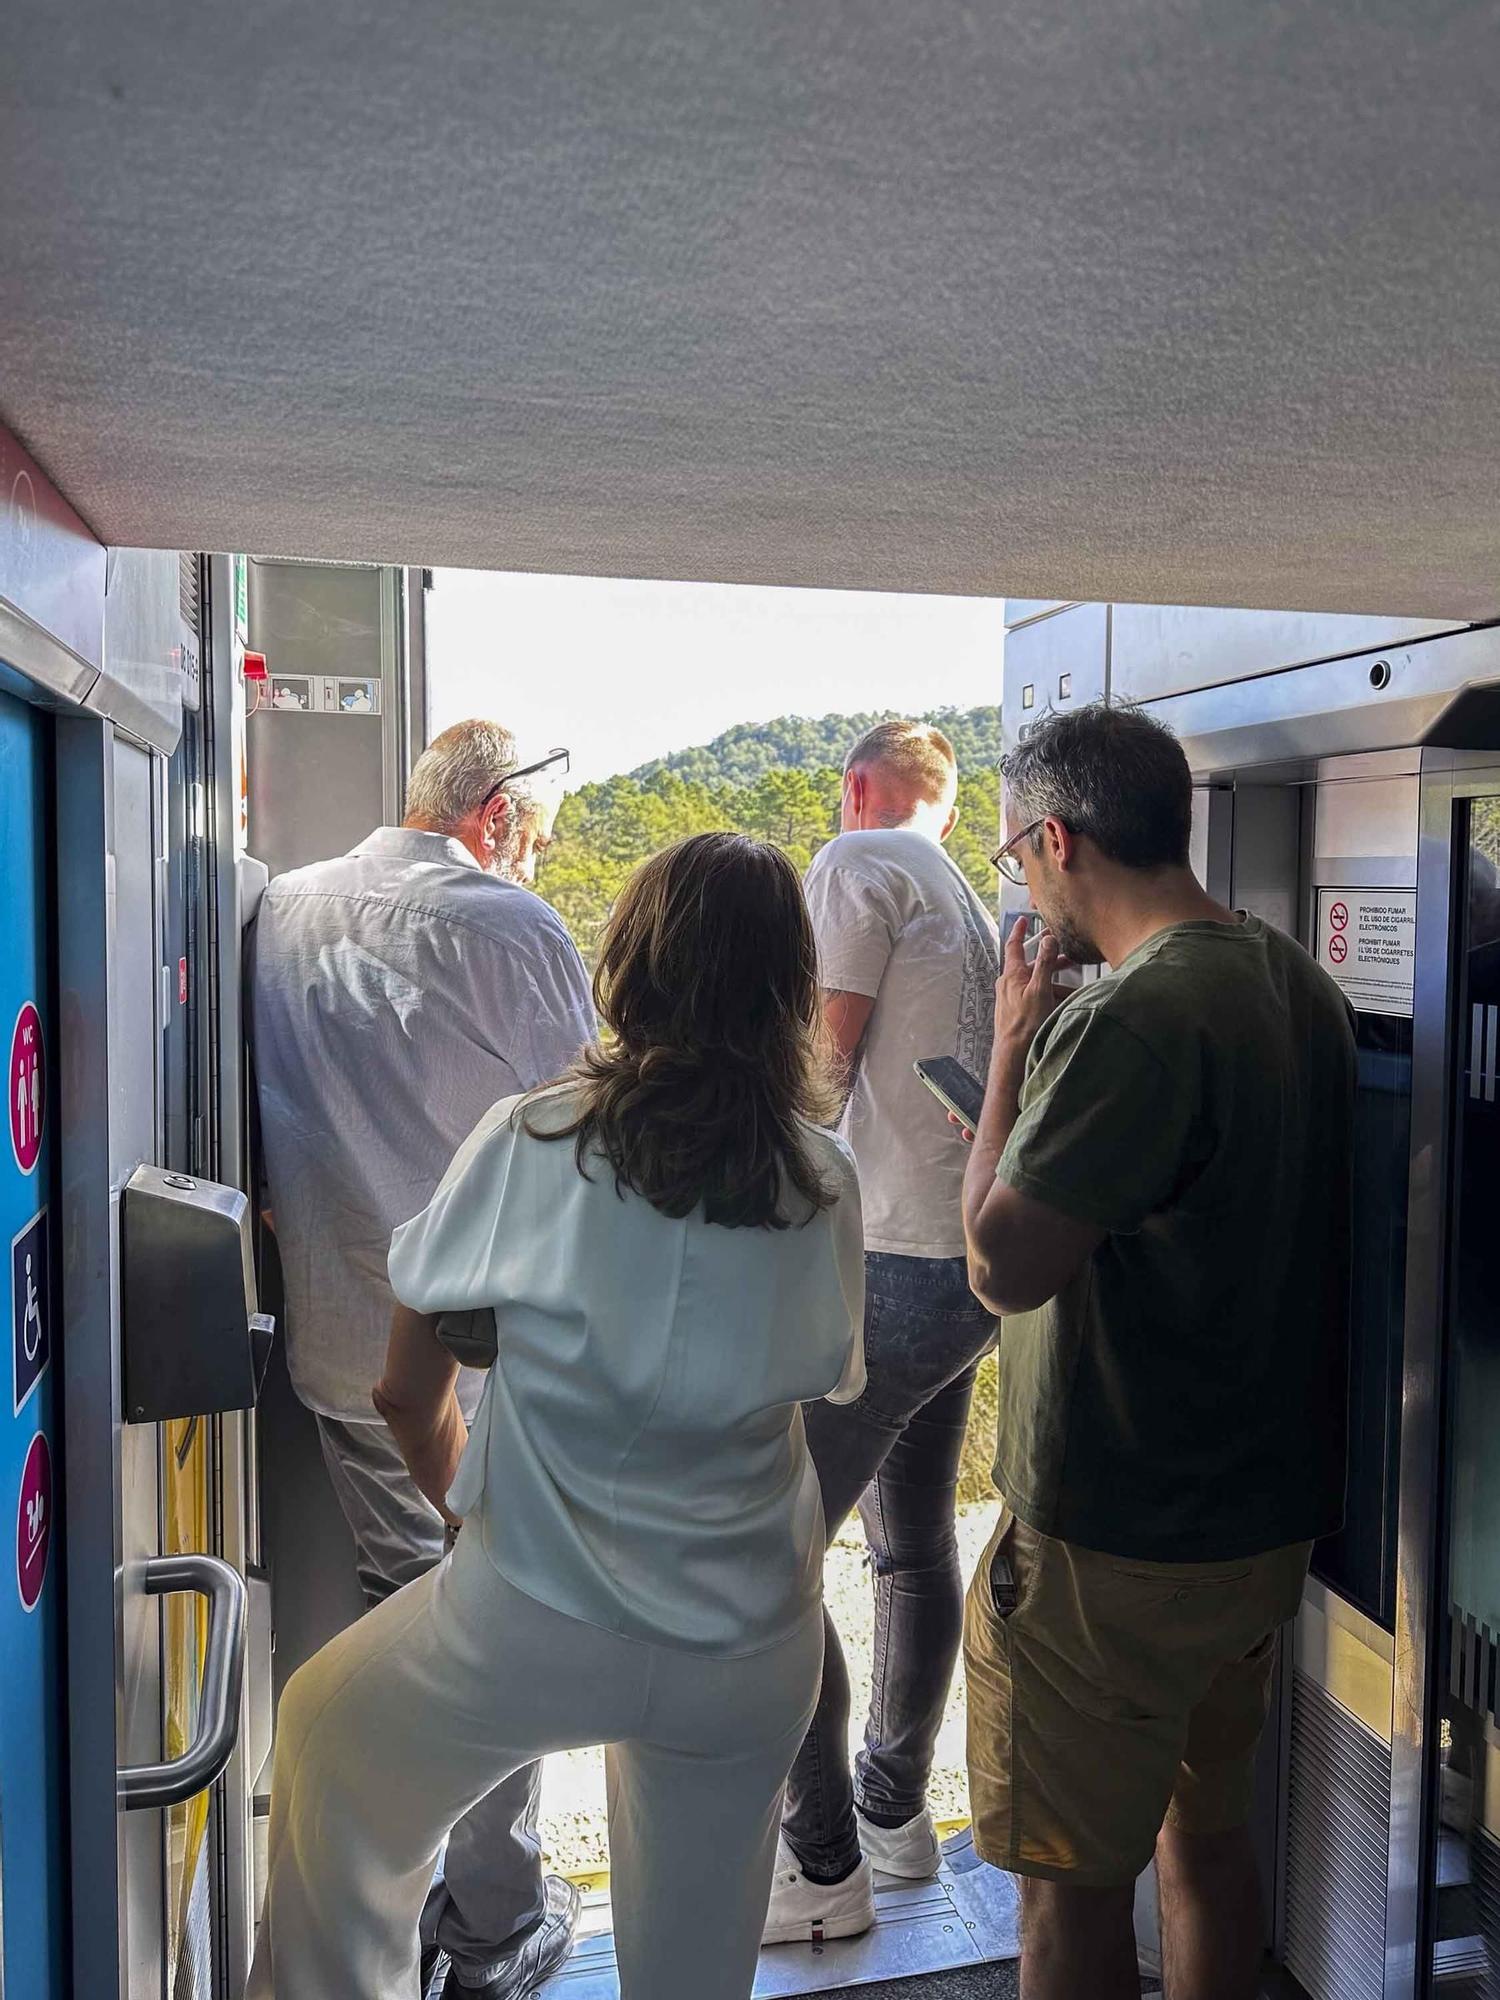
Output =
[
  {"x1": 633, "y1": 706, "x2": 1003, "y2": 789},
  {"x1": 537, "y1": 706, "x2": 1002, "y2": 963}
]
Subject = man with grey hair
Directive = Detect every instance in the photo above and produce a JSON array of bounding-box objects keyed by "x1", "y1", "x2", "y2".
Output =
[{"x1": 250, "y1": 719, "x2": 594, "y2": 1999}]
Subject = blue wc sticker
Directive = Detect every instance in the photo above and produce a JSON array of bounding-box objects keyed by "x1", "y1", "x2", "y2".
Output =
[{"x1": 12, "y1": 1207, "x2": 49, "y2": 1417}]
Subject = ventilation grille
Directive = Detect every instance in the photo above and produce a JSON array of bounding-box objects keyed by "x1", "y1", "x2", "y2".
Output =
[
  {"x1": 178, "y1": 551, "x2": 202, "y2": 635},
  {"x1": 1460, "y1": 1828, "x2": 1500, "y2": 1997},
  {"x1": 1285, "y1": 1668, "x2": 1391, "y2": 2000}
]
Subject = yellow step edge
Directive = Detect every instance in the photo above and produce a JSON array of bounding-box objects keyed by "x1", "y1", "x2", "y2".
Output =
[{"x1": 557, "y1": 1817, "x2": 974, "y2": 1895}]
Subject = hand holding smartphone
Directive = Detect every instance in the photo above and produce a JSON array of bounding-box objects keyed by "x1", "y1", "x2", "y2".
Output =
[{"x1": 913, "y1": 1056, "x2": 987, "y2": 1131}]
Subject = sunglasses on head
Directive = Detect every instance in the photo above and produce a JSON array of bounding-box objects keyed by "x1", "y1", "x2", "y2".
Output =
[{"x1": 480, "y1": 746, "x2": 571, "y2": 814}]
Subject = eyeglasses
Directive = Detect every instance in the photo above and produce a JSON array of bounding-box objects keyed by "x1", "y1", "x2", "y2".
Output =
[
  {"x1": 990, "y1": 817, "x2": 1045, "y2": 886},
  {"x1": 480, "y1": 746, "x2": 571, "y2": 814}
]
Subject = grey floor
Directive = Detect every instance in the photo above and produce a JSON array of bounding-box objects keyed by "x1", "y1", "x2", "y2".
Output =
[
  {"x1": 529, "y1": 1836, "x2": 1300, "y2": 2000},
  {"x1": 537, "y1": 1831, "x2": 1020, "y2": 1998}
]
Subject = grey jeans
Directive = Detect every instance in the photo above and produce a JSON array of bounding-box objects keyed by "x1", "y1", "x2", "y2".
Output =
[{"x1": 316, "y1": 1415, "x2": 547, "y2": 1979}]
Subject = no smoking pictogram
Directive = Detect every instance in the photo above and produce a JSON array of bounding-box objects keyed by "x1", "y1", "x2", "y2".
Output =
[
  {"x1": 8, "y1": 1002, "x2": 44, "y2": 1175},
  {"x1": 1329, "y1": 934, "x2": 1349, "y2": 964},
  {"x1": 1329, "y1": 902, "x2": 1349, "y2": 932}
]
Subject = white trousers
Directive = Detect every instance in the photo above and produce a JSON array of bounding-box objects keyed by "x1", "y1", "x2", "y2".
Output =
[{"x1": 247, "y1": 1530, "x2": 824, "y2": 2000}]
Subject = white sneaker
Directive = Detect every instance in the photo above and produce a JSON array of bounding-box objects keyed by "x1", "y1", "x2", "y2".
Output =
[
  {"x1": 761, "y1": 1836, "x2": 876, "y2": 1945},
  {"x1": 855, "y1": 1805, "x2": 943, "y2": 1880}
]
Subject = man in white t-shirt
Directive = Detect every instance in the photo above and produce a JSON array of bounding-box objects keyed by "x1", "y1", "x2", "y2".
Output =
[{"x1": 764, "y1": 721, "x2": 1002, "y2": 1945}]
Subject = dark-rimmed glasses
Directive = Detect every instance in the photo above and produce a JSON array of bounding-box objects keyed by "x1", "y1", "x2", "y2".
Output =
[
  {"x1": 990, "y1": 817, "x2": 1045, "y2": 886},
  {"x1": 480, "y1": 746, "x2": 571, "y2": 814}
]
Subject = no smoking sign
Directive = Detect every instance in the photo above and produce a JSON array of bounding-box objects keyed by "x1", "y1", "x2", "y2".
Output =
[{"x1": 1318, "y1": 889, "x2": 1416, "y2": 1017}]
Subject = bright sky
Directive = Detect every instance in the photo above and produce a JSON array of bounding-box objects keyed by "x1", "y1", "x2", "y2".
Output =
[{"x1": 425, "y1": 569, "x2": 1005, "y2": 786}]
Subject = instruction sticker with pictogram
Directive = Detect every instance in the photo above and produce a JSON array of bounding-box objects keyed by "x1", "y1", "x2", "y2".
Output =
[
  {"x1": 8, "y1": 1001, "x2": 44, "y2": 1174},
  {"x1": 12, "y1": 1207, "x2": 50, "y2": 1416},
  {"x1": 1317, "y1": 889, "x2": 1417, "y2": 1017},
  {"x1": 16, "y1": 1429, "x2": 52, "y2": 1612}
]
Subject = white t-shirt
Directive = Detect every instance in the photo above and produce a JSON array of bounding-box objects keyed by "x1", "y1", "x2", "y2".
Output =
[
  {"x1": 388, "y1": 1087, "x2": 866, "y2": 1655},
  {"x1": 803, "y1": 829, "x2": 1001, "y2": 1260}
]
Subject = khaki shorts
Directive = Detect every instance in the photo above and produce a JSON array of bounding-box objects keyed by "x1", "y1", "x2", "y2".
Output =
[{"x1": 964, "y1": 1507, "x2": 1311, "y2": 1888}]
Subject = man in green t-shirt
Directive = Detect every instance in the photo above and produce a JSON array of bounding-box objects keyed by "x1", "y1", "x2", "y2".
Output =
[{"x1": 960, "y1": 702, "x2": 1354, "y2": 2000}]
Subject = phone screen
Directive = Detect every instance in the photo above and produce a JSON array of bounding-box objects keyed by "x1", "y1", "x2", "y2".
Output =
[{"x1": 914, "y1": 1056, "x2": 987, "y2": 1130}]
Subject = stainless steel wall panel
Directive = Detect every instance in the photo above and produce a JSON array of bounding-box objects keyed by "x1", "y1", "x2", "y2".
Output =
[
  {"x1": 94, "y1": 549, "x2": 190, "y2": 755},
  {"x1": 1111, "y1": 605, "x2": 1464, "y2": 706},
  {"x1": 1001, "y1": 601, "x2": 1107, "y2": 755},
  {"x1": 1189, "y1": 786, "x2": 1234, "y2": 905},
  {"x1": 244, "y1": 562, "x2": 386, "y2": 877},
  {"x1": 1144, "y1": 627, "x2": 1500, "y2": 779},
  {"x1": 0, "y1": 423, "x2": 105, "y2": 691},
  {"x1": 1313, "y1": 766, "x2": 1421, "y2": 892},
  {"x1": 1229, "y1": 785, "x2": 1301, "y2": 937},
  {"x1": 1002, "y1": 600, "x2": 1076, "y2": 631}
]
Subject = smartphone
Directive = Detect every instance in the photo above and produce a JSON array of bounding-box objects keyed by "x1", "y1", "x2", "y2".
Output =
[{"x1": 914, "y1": 1056, "x2": 986, "y2": 1130}]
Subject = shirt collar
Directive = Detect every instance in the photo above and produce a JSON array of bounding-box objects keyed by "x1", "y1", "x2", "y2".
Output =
[{"x1": 353, "y1": 826, "x2": 482, "y2": 872}]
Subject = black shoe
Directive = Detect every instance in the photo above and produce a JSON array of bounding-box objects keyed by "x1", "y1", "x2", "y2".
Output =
[
  {"x1": 420, "y1": 1944, "x2": 451, "y2": 1999},
  {"x1": 442, "y1": 1877, "x2": 582, "y2": 1999}
]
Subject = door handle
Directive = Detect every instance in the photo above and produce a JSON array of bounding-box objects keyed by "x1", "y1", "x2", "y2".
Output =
[{"x1": 119, "y1": 1553, "x2": 248, "y2": 1812}]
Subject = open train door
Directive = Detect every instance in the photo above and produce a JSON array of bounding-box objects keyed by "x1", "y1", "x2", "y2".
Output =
[{"x1": 0, "y1": 427, "x2": 265, "y2": 2000}]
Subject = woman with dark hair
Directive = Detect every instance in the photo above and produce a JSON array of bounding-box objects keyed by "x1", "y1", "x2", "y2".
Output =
[{"x1": 248, "y1": 834, "x2": 865, "y2": 2000}]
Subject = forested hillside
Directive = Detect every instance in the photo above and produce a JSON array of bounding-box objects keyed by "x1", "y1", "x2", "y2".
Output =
[
  {"x1": 537, "y1": 706, "x2": 1001, "y2": 960},
  {"x1": 633, "y1": 705, "x2": 1003, "y2": 787}
]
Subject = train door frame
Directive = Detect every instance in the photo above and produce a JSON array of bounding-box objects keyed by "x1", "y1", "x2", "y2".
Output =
[
  {"x1": 47, "y1": 548, "x2": 256, "y2": 2000},
  {"x1": 204, "y1": 551, "x2": 267, "y2": 2000},
  {"x1": 1386, "y1": 749, "x2": 1500, "y2": 1999}
]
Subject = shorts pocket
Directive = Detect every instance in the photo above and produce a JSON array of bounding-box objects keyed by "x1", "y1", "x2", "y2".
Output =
[{"x1": 987, "y1": 1510, "x2": 1039, "y2": 1623}]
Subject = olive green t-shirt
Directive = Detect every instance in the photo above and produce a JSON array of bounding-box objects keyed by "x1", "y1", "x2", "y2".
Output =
[{"x1": 993, "y1": 916, "x2": 1356, "y2": 1563}]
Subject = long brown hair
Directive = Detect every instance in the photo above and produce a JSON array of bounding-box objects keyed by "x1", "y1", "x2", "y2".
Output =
[{"x1": 523, "y1": 833, "x2": 838, "y2": 1227}]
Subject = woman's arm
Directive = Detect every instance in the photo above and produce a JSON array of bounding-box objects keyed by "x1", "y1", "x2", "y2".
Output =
[{"x1": 372, "y1": 1303, "x2": 468, "y2": 1529}]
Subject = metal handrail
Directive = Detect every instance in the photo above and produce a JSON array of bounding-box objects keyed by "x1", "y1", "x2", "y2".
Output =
[{"x1": 119, "y1": 1554, "x2": 247, "y2": 1812}]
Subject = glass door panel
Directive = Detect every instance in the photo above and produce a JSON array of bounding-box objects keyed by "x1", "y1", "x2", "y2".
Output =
[{"x1": 1431, "y1": 795, "x2": 1500, "y2": 1994}]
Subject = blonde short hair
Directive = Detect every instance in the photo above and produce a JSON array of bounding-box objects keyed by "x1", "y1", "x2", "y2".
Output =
[{"x1": 843, "y1": 720, "x2": 957, "y2": 804}]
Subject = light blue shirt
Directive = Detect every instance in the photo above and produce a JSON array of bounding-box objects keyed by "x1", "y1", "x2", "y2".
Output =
[
  {"x1": 389, "y1": 1088, "x2": 866, "y2": 1654},
  {"x1": 250, "y1": 828, "x2": 597, "y2": 1419}
]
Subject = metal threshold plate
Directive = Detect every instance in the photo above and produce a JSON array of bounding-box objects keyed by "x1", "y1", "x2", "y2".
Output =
[{"x1": 539, "y1": 1832, "x2": 1020, "y2": 1997}]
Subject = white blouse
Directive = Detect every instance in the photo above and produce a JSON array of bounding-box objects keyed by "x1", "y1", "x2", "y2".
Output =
[{"x1": 388, "y1": 1086, "x2": 866, "y2": 1655}]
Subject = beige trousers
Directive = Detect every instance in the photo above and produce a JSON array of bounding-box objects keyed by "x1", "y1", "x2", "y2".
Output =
[{"x1": 247, "y1": 1531, "x2": 823, "y2": 2000}]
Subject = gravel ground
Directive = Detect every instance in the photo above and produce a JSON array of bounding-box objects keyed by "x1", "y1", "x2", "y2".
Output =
[{"x1": 538, "y1": 1497, "x2": 1002, "y2": 1877}]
